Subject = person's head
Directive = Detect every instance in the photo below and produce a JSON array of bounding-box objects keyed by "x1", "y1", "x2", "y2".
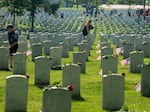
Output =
[
  {"x1": 87, "y1": 20, "x2": 92, "y2": 25},
  {"x1": 6, "y1": 24, "x2": 14, "y2": 33}
]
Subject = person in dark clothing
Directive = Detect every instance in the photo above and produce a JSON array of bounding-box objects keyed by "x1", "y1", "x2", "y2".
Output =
[
  {"x1": 128, "y1": 8, "x2": 131, "y2": 17},
  {"x1": 7, "y1": 24, "x2": 18, "y2": 68},
  {"x1": 82, "y1": 20, "x2": 94, "y2": 39}
]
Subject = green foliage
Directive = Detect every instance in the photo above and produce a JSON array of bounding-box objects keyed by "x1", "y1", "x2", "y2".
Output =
[
  {"x1": 104, "y1": 0, "x2": 148, "y2": 5},
  {"x1": 0, "y1": 0, "x2": 28, "y2": 15},
  {"x1": 44, "y1": 0, "x2": 60, "y2": 15},
  {"x1": 0, "y1": 0, "x2": 28, "y2": 24},
  {"x1": 50, "y1": 3, "x2": 60, "y2": 15}
]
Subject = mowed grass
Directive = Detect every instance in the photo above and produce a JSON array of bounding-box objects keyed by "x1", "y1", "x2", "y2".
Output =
[{"x1": 0, "y1": 21, "x2": 150, "y2": 112}]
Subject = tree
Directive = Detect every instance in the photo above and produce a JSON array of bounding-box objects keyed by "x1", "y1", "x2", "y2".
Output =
[
  {"x1": 0, "y1": 0, "x2": 28, "y2": 25},
  {"x1": 44, "y1": 0, "x2": 60, "y2": 15},
  {"x1": 26, "y1": 0, "x2": 43, "y2": 32},
  {"x1": 27, "y1": 0, "x2": 60, "y2": 32}
]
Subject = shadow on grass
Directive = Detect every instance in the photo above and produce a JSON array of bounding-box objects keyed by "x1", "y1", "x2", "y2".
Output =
[
  {"x1": 0, "y1": 69, "x2": 11, "y2": 72},
  {"x1": 120, "y1": 67, "x2": 129, "y2": 69},
  {"x1": 29, "y1": 84, "x2": 49, "y2": 90},
  {"x1": 72, "y1": 95, "x2": 85, "y2": 101}
]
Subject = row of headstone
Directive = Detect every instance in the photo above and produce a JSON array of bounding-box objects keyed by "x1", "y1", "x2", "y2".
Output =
[
  {"x1": 4, "y1": 75, "x2": 72, "y2": 112},
  {"x1": 98, "y1": 10, "x2": 150, "y2": 111},
  {"x1": 0, "y1": 47, "x2": 27, "y2": 73},
  {"x1": 34, "y1": 55, "x2": 81, "y2": 96}
]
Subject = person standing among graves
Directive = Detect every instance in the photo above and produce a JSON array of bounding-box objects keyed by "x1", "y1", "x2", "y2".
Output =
[
  {"x1": 82, "y1": 20, "x2": 94, "y2": 39},
  {"x1": 128, "y1": 8, "x2": 131, "y2": 17},
  {"x1": 7, "y1": 24, "x2": 18, "y2": 68}
]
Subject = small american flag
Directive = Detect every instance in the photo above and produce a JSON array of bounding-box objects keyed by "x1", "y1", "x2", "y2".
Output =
[
  {"x1": 25, "y1": 50, "x2": 32, "y2": 56},
  {"x1": 116, "y1": 47, "x2": 123, "y2": 55},
  {"x1": 96, "y1": 56, "x2": 101, "y2": 60},
  {"x1": 120, "y1": 57, "x2": 130, "y2": 66},
  {"x1": 135, "y1": 82, "x2": 141, "y2": 92}
]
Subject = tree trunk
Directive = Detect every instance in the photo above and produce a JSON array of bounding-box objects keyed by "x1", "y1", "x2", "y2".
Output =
[
  {"x1": 76, "y1": 0, "x2": 78, "y2": 8},
  {"x1": 13, "y1": 8, "x2": 16, "y2": 26},
  {"x1": 96, "y1": 0, "x2": 98, "y2": 8},
  {"x1": 31, "y1": 9, "x2": 35, "y2": 32},
  {"x1": 66, "y1": 0, "x2": 68, "y2": 7},
  {"x1": 144, "y1": 0, "x2": 146, "y2": 11}
]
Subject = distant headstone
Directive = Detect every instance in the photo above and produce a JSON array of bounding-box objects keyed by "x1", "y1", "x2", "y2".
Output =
[
  {"x1": 0, "y1": 47, "x2": 9, "y2": 70},
  {"x1": 62, "y1": 64, "x2": 81, "y2": 96},
  {"x1": 31, "y1": 43, "x2": 42, "y2": 62},
  {"x1": 100, "y1": 37, "x2": 108, "y2": 43},
  {"x1": 141, "y1": 63, "x2": 150, "y2": 97},
  {"x1": 2, "y1": 41, "x2": 9, "y2": 47},
  {"x1": 146, "y1": 16, "x2": 150, "y2": 23},
  {"x1": 18, "y1": 41, "x2": 27, "y2": 53},
  {"x1": 102, "y1": 74, "x2": 124, "y2": 111},
  {"x1": 101, "y1": 55, "x2": 118, "y2": 75},
  {"x1": 4, "y1": 75, "x2": 28, "y2": 112},
  {"x1": 73, "y1": 34, "x2": 80, "y2": 46},
  {"x1": 100, "y1": 42, "x2": 111, "y2": 50},
  {"x1": 130, "y1": 51, "x2": 144, "y2": 73},
  {"x1": 35, "y1": 56, "x2": 50, "y2": 85},
  {"x1": 43, "y1": 40, "x2": 52, "y2": 55},
  {"x1": 66, "y1": 37, "x2": 74, "y2": 51},
  {"x1": 42, "y1": 87, "x2": 72, "y2": 112},
  {"x1": 135, "y1": 37, "x2": 143, "y2": 50},
  {"x1": 73, "y1": 52, "x2": 86, "y2": 73},
  {"x1": 60, "y1": 42, "x2": 69, "y2": 58},
  {"x1": 19, "y1": 35, "x2": 27, "y2": 42},
  {"x1": 78, "y1": 42, "x2": 89, "y2": 60},
  {"x1": 30, "y1": 37, "x2": 40, "y2": 46},
  {"x1": 50, "y1": 47, "x2": 62, "y2": 66},
  {"x1": 101, "y1": 46, "x2": 113, "y2": 57},
  {"x1": 142, "y1": 42, "x2": 150, "y2": 57},
  {"x1": 122, "y1": 42, "x2": 134, "y2": 59},
  {"x1": 13, "y1": 53, "x2": 26, "y2": 75}
]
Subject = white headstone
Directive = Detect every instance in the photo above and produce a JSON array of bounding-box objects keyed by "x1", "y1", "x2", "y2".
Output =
[
  {"x1": 101, "y1": 55, "x2": 118, "y2": 75},
  {"x1": 102, "y1": 74, "x2": 124, "y2": 111},
  {"x1": 43, "y1": 40, "x2": 52, "y2": 55},
  {"x1": 35, "y1": 56, "x2": 50, "y2": 85},
  {"x1": 122, "y1": 42, "x2": 134, "y2": 59},
  {"x1": 0, "y1": 47, "x2": 9, "y2": 70},
  {"x1": 50, "y1": 47, "x2": 62, "y2": 66},
  {"x1": 13, "y1": 52, "x2": 26, "y2": 75},
  {"x1": 101, "y1": 46, "x2": 113, "y2": 57},
  {"x1": 62, "y1": 64, "x2": 81, "y2": 96},
  {"x1": 73, "y1": 52, "x2": 86, "y2": 73},
  {"x1": 130, "y1": 51, "x2": 144, "y2": 73},
  {"x1": 31, "y1": 43, "x2": 42, "y2": 62},
  {"x1": 142, "y1": 42, "x2": 150, "y2": 57},
  {"x1": 42, "y1": 87, "x2": 72, "y2": 112},
  {"x1": 18, "y1": 41, "x2": 27, "y2": 53},
  {"x1": 4, "y1": 75, "x2": 28, "y2": 112},
  {"x1": 141, "y1": 63, "x2": 150, "y2": 97}
]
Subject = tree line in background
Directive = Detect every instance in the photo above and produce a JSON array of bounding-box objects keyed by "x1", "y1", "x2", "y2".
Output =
[
  {"x1": 67, "y1": 0, "x2": 150, "y2": 6},
  {"x1": 0, "y1": 0, "x2": 60, "y2": 32}
]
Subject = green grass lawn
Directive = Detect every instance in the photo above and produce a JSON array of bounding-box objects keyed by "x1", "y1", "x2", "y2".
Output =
[{"x1": 0, "y1": 19, "x2": 150, "y2": 112}]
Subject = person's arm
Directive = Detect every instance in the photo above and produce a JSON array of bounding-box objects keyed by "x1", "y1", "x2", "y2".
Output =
[{"x1": 90, "y1": 25, "x2": 94, "y2": 30}]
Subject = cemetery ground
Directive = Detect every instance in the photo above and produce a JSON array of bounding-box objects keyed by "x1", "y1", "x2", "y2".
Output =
[
  {"x1": 0, "y1": 7, "x2": 150, "y2": 112},
  {"x1": 1, "y1": 29, "x2": 150, "y2": 112}
]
